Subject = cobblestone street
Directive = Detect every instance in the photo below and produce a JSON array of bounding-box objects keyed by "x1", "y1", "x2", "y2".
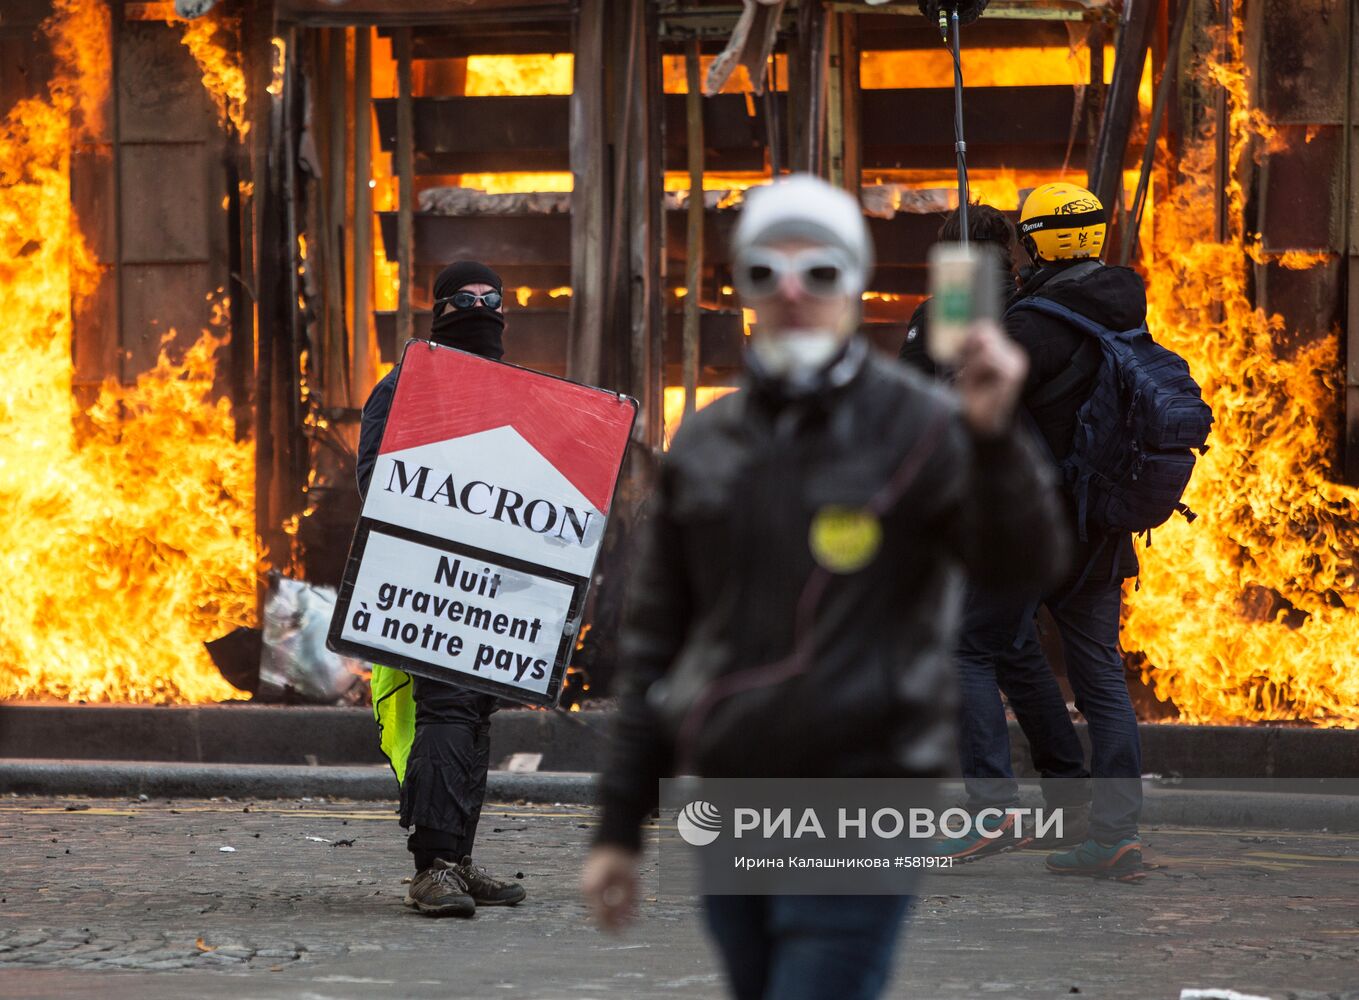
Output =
[{"x1": 0, "y1": 796, "x2": 1356, "y2": 999}]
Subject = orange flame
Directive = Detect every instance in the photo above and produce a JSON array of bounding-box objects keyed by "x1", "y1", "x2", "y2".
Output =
[
  {"x1": 177, "y1": 14, "x2": 250, "y2": 139},
  {"x1": 1122, "y1": 20, "x2": 1359, "y2": 726},
  {"x1": 465, "y1": 54, "x2": 572, "y2": 96},
  {"x1": 663, "y1": 386, "x2": 738, "y2": 449},
  {"x1": 0, "y1": 0, "x2": 256, "y2": 702},
  {"x1": 861, "y1": 45, "x2": 1115, "y2": 90}
]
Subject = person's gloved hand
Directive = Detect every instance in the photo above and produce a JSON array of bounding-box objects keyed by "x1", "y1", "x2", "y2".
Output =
[{"x1": 916, "y1": 1, "x2": 990, "y2": 27}]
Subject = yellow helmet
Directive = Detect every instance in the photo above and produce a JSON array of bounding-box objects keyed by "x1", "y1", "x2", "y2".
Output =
[{"x1": 1018, "y1": 183, "x2": 1107, "y2": 263}]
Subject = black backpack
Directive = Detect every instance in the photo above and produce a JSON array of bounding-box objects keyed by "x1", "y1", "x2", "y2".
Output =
[{"x1": 1006, "y1": 295, "x2": 1214, "y2": 540}]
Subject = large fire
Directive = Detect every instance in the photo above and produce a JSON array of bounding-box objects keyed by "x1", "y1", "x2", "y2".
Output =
[
  {"x1": 8, "y1": 8, "x2": 1353, "y2": 723},
  {"x1": 0, "y1": 0, "x2": 255, "y2": 702},
  {"x1": 1123, "y1": 20, "x2": 1359, "y2": 726}
]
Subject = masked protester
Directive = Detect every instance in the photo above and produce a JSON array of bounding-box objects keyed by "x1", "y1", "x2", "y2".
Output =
[
  {"x1": 937, "y1": 183, "x2": 1149, "y2": 878},
  {"x1": 355, "y1": 260, "x2": 526, "y2": 917},
  {"x1": 582, "y1": 174, "x2": 1070, "y2": 1000}
]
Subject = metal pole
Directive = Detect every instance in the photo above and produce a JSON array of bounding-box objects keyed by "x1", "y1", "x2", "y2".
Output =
[
  {"x1": 683, "y1": 38, "x2": 704, "y2": 420},
  {"x1": 948, "y1": 8, "x2": 969, "y2": 244}
]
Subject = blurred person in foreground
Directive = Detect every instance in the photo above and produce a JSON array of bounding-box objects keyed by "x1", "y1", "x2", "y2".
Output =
[
  {"x1": 357, "y1": 261, "x2": 527, "y2": 917},
  {"x1": 581, "y1": 174, "x2": 1069, "y2": 1000}
]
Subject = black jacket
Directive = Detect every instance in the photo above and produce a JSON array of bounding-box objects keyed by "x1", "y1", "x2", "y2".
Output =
[
  {"x1": 1007, "y1": 261, "x2": 1145, "y2": 581},
  {"x1": 356, "y1": 367, "x2": 400, "y2": 501},
  {"x1": 595, "y1": 340, "x2": 1071, "y2": 850},
  {"x1": 897, "y1": 301, "x2": 937, "y2": 378},
  {"x1": 1007, "y1": 261, "x2": 1146, "y2": 461}
]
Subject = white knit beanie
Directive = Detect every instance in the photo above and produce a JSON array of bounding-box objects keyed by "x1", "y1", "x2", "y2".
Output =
[{"x1": 732, "y1": 174, "x2": 874, "y2": 290}]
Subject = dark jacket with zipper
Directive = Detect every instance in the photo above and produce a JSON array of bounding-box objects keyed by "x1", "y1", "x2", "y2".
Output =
[
  {"x1": 1007, "y1": 260, "x2": 1144, "y2": 582},
  {"x1": 595, "y1": 339, "x2": 1071, "y2": 851}
]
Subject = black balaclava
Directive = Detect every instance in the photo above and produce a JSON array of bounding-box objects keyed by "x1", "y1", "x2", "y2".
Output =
[{"x1": 429, "y1": 260, "x2": 506, "y2": 360}]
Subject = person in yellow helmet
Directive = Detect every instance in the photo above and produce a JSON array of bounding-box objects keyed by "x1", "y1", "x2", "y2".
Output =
[{"x1": 939, "y1": 183, "x2": 1148, "y2": 880}]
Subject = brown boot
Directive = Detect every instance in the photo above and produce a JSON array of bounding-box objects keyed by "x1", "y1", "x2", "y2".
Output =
[
  {"x1": 404, "y1": 859, "x2": 476, "y2": 917},
  {"x1": 452, "y1": 856, "x2": 526, "y2": 906}
]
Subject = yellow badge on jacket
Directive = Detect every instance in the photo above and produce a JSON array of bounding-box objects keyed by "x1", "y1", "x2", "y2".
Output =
[{"x1": 809, "y1": 505, "x2": 882, "y2": 573}]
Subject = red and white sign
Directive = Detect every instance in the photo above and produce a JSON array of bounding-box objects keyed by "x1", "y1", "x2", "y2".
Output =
[{"x1": 328, "y1": 342, "x2": 637, "y2": 706}]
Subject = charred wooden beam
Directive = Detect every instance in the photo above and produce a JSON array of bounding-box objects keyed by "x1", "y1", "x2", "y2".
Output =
[
  {"x1": 799, "y1": 0, "x2": 830, "y2": 174},
  {"x1": 379, "y1": 212, "x2": 572, "y2": 266},
  {"x1": 252, "y1": 8, "x2": 304, "y2": 583},
  {"x1": 373, "y1": 308, "x2": 746, "y2": 375},
  {"x1": 665, "y1": 87, "x2": 1096, "y2": 171},
  {"x1": 277, "y1": 0, "x2": 571, "y2": 27},
  {"x1": 384, "y1": 21, "x2": 571, "y2": 58},
  {"x1": 866, "y1": 267, "x2": 927, "y2": 296},
  {"x1": 386, "y1": 207, "x2": 962, "y2": 275},
  {"x1": 1347, "y1": 0, "x2": 1359, "y2": 483},
  {"x1": 634, "y1": 1, "x2": 667, "y2": 443},
  {"x1": 568, "y1": 0, "x2": 607, "y2": 386},
  {"x1": 394, "y1": 28, "x2": 414, "y2": 347},
  {"x1": 373, "y1": 96, "x2": 571, "y2": 172},
  {"x1": 603, "y1": 0, "x2": 642, "y2": 394},
  {"x1": 860, "y1": 86, "x2": 1095, "y2": 161},
  {"x1": 1235, "y1": 0, "x2": 1356, "y2": 482},
  {"x1": 377, "y1": 86, "x2": 1096, "y2": 175},
  {"x1": 683, "y1": 39, "x2": 704, "y2": 419},
  {"x1": 663, "y1": 209, "x2": 983, "y2": 268},
  {"x1": 322, "y1": 27, "x2": 350, "y2": 406},
  {"x1": 1088, "y1": 0, "x2": 1155, "y2": 223},
  {"x1": 835, "y1": 12, "x2": 862, "y2": 193},
  {"x1": 855, "y1": 16, "x2": 1084, "y2": 50},
  {"x1": 1119, "y1": 0, "x2": 1191, "y2": 266},
  {"x1": 351, "y1": 27, "x2": 374, "y2": 407}
]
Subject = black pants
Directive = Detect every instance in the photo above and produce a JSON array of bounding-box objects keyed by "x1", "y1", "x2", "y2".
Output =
[
  {"x1": 401, "y1": 675, "x2": 498, "y2": 870},
  {"x1": 955, "y1": 547, "x2": 1143, "y2": 843}
]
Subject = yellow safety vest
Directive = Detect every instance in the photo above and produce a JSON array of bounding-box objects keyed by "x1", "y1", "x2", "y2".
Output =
[{"x1": 370, "y1": 663, "x2": 415, "y2": 785}]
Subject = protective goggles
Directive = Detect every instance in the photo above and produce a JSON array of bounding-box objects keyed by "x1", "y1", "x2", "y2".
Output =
[
  {"x1": 733, "y1": 247, "x2": 859, "y2": 300},
  {"x1": 434, "y1": 289, "x2": 503, "y2": 311}
]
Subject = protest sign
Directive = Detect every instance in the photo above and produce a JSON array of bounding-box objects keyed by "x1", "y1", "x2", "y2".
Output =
[{"x1": 327, "y1": 341, "x2": 637, "y2": 706}]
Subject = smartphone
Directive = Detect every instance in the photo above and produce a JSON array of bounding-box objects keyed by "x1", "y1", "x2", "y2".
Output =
[{"x1": 927, "y1": 242, "x2": 1001, "y2": 366}]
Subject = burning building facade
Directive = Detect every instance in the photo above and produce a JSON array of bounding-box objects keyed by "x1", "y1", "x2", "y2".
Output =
[{"x1": 0, "y1": 0, "x2": 1357, "y2": 724}]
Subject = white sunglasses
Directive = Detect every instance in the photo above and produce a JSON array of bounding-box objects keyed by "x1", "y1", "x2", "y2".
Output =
[{"x1": 733, "y1": 247, "x2": 860, "y2": 300}]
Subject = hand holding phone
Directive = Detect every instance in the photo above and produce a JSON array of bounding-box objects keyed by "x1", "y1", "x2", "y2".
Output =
[{"x1": 927, "y1": 242, "x2": 1001, "y2": 366}]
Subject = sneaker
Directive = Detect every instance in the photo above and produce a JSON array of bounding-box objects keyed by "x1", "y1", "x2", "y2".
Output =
[
  {"x1": 1027, "y1": 802, "x2": 1090, "y2": 850},
  {"x1": 404, "y1": 859, "x2": 476, "y2": 917},
  {"x1": 936, "y1": 810, "x2": 1033, "y2": 862},
  {"x1": 453, "y1": 856, "x2": 526, "y2": 906},
  {"x1": 1045, "y1": 837, "x2": 1144, "y2": 881}
]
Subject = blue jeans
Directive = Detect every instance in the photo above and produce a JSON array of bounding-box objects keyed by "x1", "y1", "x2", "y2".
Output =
[
  {"x1": 703, "y1": 895, "x2": 912, "y2": 1000},
  {"x1": 955, "y1": 575, "x2": 1142, "y2": 842}
]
